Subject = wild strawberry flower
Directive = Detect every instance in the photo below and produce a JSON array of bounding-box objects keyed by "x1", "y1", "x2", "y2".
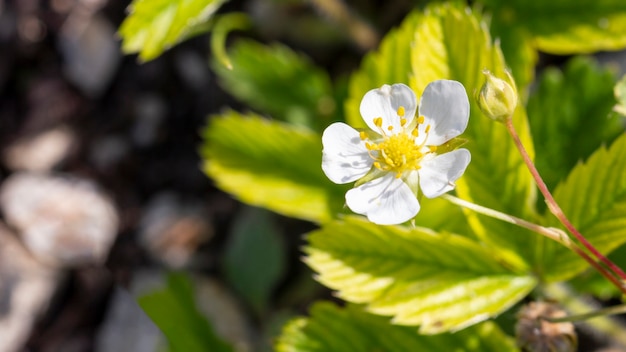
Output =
[{"x1": 321, "y1": 80, "x2": 471, "y2": 225}]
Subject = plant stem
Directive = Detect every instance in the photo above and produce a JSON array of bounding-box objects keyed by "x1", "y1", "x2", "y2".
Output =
[
  {"x1": 441, "y1": 194, "x2": 569, "y2": 246},
  {"x1": 504, "y1": 118, "x2": 626, "y2": 283},
  {"x1": 442, "y1": 194, "x2": 626, "y2": 295},
  {"x1": 545, "y1": 303, "x2": 626, "y2": 323},
  {"x1": 543, "y1": 283, "x2": 626, "y2": 348}
]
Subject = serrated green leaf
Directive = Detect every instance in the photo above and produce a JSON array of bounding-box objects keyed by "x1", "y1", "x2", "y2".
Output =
[
  {"x1": 200, "y1": 110, "x2": 347, "y2": 223},
  {"x1": 305, "y1": 217, "x2": 536, "y2": 334},
  {"x1": 527, "y1": 56, "x2": 623, "y2": 192},
  {"x1": 571, "y1": 243, "x2": 626, "y2": 299},
  {"x1": 408, "y1": 4, "x2": 538, "y2": 268},
  {"x1": 344, "y1": 11, "x2": 420, "y2": 128},
  {"x1": 484, "y1": 0, "x2": 626, "y2": 54},
  {"x1": 542, "y1": 133, "x2": 626, "y2": 281},
  {"x1": 276, "y1": 302, "x2": 519, "y2": 352},
  {"x1": 138, "y1": 273, "x2": 233, "y2": 352},
  {"x1": 223, "y1": 206, "x2": 285, "y2": 314},
  {"x1": 119, "y1": 0, "x2": 227, "y2": 62},
  {"x1": 212, "y1": 40, "x2": 336, "y2": 132}
]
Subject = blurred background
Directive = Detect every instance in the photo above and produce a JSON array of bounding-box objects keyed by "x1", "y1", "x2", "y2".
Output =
[{"x1": 0, "y1": 0, "x2": 420, "y2": 351}]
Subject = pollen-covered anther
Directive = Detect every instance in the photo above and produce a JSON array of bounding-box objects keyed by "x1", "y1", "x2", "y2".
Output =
[
  {"x1": 400, "y1": 118, "x2": 407, "y2": 127},
  {"x1": 397, "y1": 106, "x2": 405, "y2": 117},
  {"x1": 387, "y1": 126, "x2": 393, "y2": 131},
  {"x1": 359, "y1": 131, "x2": 367, "y2": 140},
  {"x1": 417, "y1": 115, "x2": 425, "y2": 124},
  {"x1": 373, "y1": 117, "x2": 383, "y2": 127},
  {"x1": 411, "y1": 129, "x2": 419, "y2": 137},
  {"x1": 429, "y1": 146, "x2": 437, "y2": 152},
  {"x1": 425, "y1": 124, "x2": 431, "y2": 133}
]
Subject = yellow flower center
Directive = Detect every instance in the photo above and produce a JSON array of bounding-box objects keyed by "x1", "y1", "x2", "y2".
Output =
[{"x1": 362, "y1": 107, "x2": 436, "y2": 178}]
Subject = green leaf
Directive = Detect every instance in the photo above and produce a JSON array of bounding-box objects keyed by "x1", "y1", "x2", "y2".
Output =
[
  {"x1": 200, "y1": 110, "x2": 347, "y2": 223},
  {"x1": 487, "y1": 20, "x2": 537, "y2": 92},
  {"x1": 527, "y1": 56, "x2": 623, "y2": 191},
  {"x1": 138, "y1": 273, "x2": 233, "y2": 352},
  {"x1": 344, "y1": 11, "x2": 421, "y2": 128},
  {"x1": 223, "y1": 206, "x2": 286, "y2": 314},
  {"x1": 542, "y1": 133, "x2": 626, "y2": 281},
  {"x1": 409, "y1": 4, "x2": 538, "y2": 268},
  {"x1": 570, "y1": 243, "x2": 626, "y2": 299},
  {"x1": 212, "y1": 39, "x2": 336, "y2": 132},
  {"x1": 276, "y1": 302, "x2": 520, "y2": 352},
  {"x1": 305, "y1": 217, "x2": 536, "y2": 334},
  {"x1": 614, "y1": 74, "x2": 626, "y2": 116},
  {"x1": 119, "y1": 0, "x2": 227, "y2": 62},
  {"x1": 484, "y1": 0, "x2": 626, "y2": 54}
]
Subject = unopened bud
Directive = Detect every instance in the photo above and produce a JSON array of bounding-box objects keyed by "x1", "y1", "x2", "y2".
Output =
[{"x1": 477, "y1": 69, "x2": 518, "y2": 122}]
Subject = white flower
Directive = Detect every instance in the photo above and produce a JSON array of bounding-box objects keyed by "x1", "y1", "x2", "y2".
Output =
[{"x1": 322, "y1": 80, "x2": 471, "y2": 225}]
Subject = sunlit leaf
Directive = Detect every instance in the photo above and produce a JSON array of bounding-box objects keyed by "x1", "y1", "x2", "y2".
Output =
[
  {"x1": 138, "y1": 273, "x2": 233, "y2": 352},
  {"x1": 119, "y1": 0, "x2": 227, "y2": 61},
  {"x1": 200, "y1": 110, "x2": 347, "y2": 223},
  {"x1": 305, "y1": 217, "x2": 536, "y2": 334},
  {"x1": 223, "y1": 206, "x2": 286, "y2": 314},
  {"x1": 527, "y1": 56, "x2": 623, "y2": 191},
  {"x1": 542, "y1": 133, "x2": 626, "y2": 281},
  {"x1": 344, "y1": 11, "x2": 420, "y2": 128},
  {"x1": 276, "y1": 302, "x2": 519, "y2": 352},
  {"x1": 409, "y1": 4, "x2": 537, "y2": 268},
  {"x1": 614, "y1": 74, "x2": 626, "y2": 116},
  {"x1": 212, "y1": 40, "x2": 336, "y2": 132},
  {"x1": 484, "y1": 0, "x2": 626, "y2": 54}
]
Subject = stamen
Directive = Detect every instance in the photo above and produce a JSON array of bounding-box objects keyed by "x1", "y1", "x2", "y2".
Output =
[
  {"x1": 425, "y1": 124, "x2": 431, "y2": 133},
  {"x1": 400, "y1": 118, "x2": 407, "y2": 127},
  {"x1": 397, "y1": 106, "x2": 405, "y2": 117},
  {"x1": 411, "y1": 129, "x2": 419, "y2": 137},
  {"x1": 373, "y1": 117, "x2": 383, "y2": 127},
  {"x1": 359, "y1": 131, "x2": 367, "y2": 140},
  {"x1": 417, "y1": 115, "x2": 425, "y2": 124},
  {"x1": 429, "y1": 146, "x2": 437, "y2": 152},
  {"x1": 387, "y1": 126, "x2": 393, "y2": 131}
]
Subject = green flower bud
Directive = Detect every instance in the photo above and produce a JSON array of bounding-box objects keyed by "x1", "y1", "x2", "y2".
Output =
[{"x1": 477, "y1": 69, "x2": 518, "y2": 122}]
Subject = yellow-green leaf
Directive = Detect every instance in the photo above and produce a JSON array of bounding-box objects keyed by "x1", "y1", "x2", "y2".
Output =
[
  {"x1": 119, "y1": 0, "x2": 227, "y2": 62},
  {"x1": 305, "y1": 217, "x2": 536, "y2": 334},
  {"x1": 344, "y1": 11, "x2": 420, "y2": 128},
  {"x1": 200, "y1": 110, "x2": 347, "y2": 223},
  {"x1": 410, "y1": 4, "x2": 538, "y2": 268},
  {"x1": 276, "y1": 302, "x2": 519, "y2": 352},
  {"x1": 542, "y1": 133, "x2": 626, "y2": 281},
  {"x1": 485, "y1": 0, "x2": 626, "y2": 54}
]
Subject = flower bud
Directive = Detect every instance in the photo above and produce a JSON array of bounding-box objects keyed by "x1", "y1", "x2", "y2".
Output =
[{"x1": 477, "y1": 69, "x2": 518, "y2": 122}]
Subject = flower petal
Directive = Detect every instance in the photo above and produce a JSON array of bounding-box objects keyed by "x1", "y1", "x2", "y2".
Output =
[
  {"x1": 418, "y1": 80, "x2": 469, "y2": 146},
  {"x1": 322, "y1": 122, "x2": 372, "y2": 184},
  {"x1": 345, "y1": 173, "x2": 420, "y2": 225},
  {"x1": 419, "y1": 148, "x2": 471, "y2": 198},
  {"x1": 360, "y1": 83, "x2": 417, "y2": 134}
]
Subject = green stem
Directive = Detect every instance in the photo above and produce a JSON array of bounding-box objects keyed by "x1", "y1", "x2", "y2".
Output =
[
  {"x1": 543, "y1": 283, "x2": 626, "y2": 348},
  {"x1": 504, "y1": 118, "x2": 626, "y2": 283}
]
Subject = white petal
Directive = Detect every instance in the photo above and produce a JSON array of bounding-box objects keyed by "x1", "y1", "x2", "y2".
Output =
[
  {"x1": 419, "y1": 149, "x2": 471, "y2": 198},
  {"x1": 322, "y1": 122, "x2": 372, "y2": 184},
  {"x1": 346, "y1": 173, "x2": 420, "y2": 225},
  {"x1": 360, "y1": 83, "x2": 418, "y2": 134},
  {"x1": 418, "y1": 80, "x2": 469, "y2": 146}
]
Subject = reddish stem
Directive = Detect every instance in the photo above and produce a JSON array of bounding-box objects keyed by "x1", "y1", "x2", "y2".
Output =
[{"x1": 504, "y1": 118, "x2": 626, "y2": 283}]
